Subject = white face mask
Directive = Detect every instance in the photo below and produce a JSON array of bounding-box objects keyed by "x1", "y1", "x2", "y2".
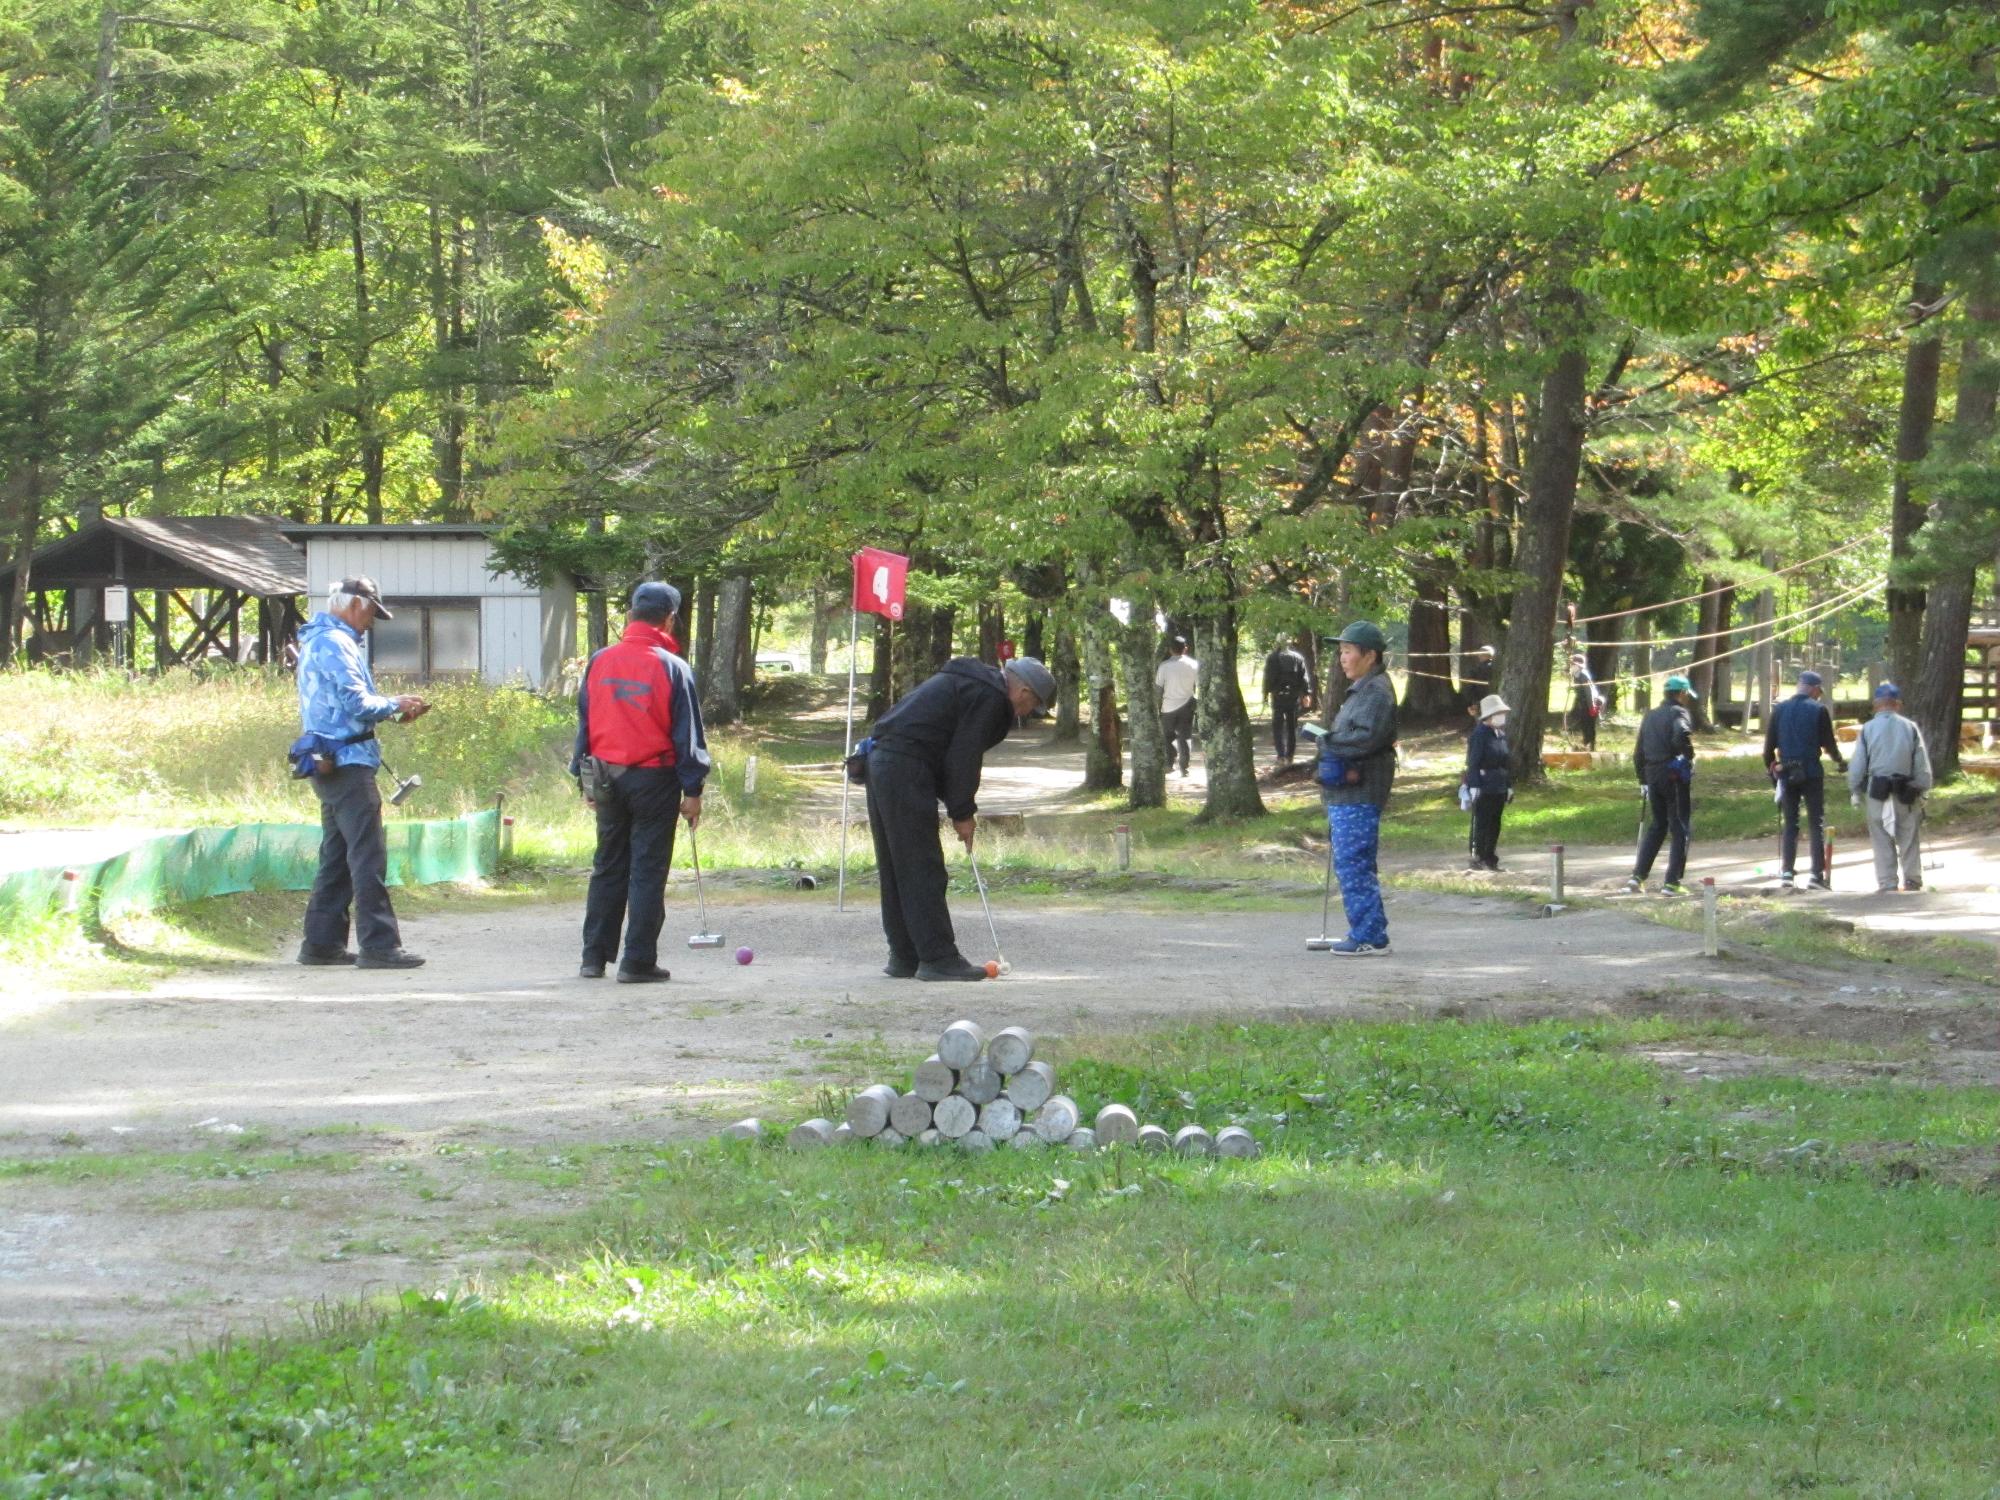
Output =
[{"x1": 1488, "y1": 713, "x2": 1508, "y2": 730}]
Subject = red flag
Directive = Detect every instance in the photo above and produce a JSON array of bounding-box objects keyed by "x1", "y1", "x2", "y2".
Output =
[{"x1": 853, "y1": 548, "x2": 909, "y2": 621}]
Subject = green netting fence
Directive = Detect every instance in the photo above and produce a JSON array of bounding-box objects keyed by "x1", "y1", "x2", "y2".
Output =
[{"x1": 0, "y1": 809, "x2": 500, "y2": 924}]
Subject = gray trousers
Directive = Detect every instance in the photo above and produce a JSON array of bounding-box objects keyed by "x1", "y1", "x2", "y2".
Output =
[
  {"x1": 305, "y1": 765, "x2": 401, "y2": 953},
  {"x1": 1865, "y1": 796, "x2": 1924, "y2": 891}
]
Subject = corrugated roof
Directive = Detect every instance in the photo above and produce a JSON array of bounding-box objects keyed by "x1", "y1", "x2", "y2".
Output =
[{"x1": 0, "y1": 514, "x2": 307, "y2": 597}]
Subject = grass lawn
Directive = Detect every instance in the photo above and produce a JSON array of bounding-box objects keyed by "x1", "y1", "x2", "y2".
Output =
[{"x1": 6, "y1": 1018, "x2": 1994, "y2": 1497}]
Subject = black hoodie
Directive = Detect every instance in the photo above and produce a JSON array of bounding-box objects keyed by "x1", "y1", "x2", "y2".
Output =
[{"x1": 871, "y1": 658, "x2": 1016, "y2": 820}]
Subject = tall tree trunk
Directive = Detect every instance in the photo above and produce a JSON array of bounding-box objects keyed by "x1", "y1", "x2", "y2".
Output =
[
  {"x1": 704, "y1": 574, "x2": 751, "y2": 724},
  {"x1": 1913, "y1": 265, "x2": 2000, "y2": 779},
  {"x1": 348, "y1": 197, "x2": 384, "y2": 523},
  {"x1": 1889, "y1": 266, "x2": 1946, "y2": 689},
  {"x1": 808, "y1": 587, "x2": 830, "y2": 672},
  {"x1": 867, "y1": 614, "x2": 892, "y2": 719},
  {"x1": 1195, "y1": 602, "x2": 1265, "y2": 820},
  {"x1": 1050, "y1": 624, "x2": 1080, "y2": 744},
  {"x1": 928, "y1": 605, "x2": 956, "y2": 672},
  {"x1": 428, "y1": 204, "x2": 466, "y2": 519},
  {"x1": 977, "y1": 601, "x2": 1004, "y2": 663},
  {"x1": 735, "y1": 580, "x2": 756, "y2": 695},
  {"x1": 1080, "y1": 604, "x2": 1121, "y2": 790},
  {"x1": 1688, "y1": 579, "x2": 1727, "y2": 709},
  {"x1": 693, "y1": 576, "x2": 717, "y2": 685},
  {"x1": 1499, "y1": 292, "x2": 1590, "y2": 783},
  {"x1": 1403, "y1": 561, "x2": 1455, "y2": 719},
  {"x1": 1119, "y1": 608, "x2": 1167, "y2": 809}
]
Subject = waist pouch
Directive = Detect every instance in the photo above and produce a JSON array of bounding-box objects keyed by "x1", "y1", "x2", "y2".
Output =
[
  {"x1": 1781, "y1": 759, "x2": 1809, "y2": 786},
  {"x1": 287, "y1": 729, "x2": 374, "y2": 779},
  {"x1": 845, "y1": 735, "x2": 876, "y2": 785},
  {"x1": 1869, "y1": 774, "x2": 1920, "y2": 806}
]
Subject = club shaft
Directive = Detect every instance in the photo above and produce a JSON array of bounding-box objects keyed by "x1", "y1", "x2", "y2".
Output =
[
  {"x1": 969, "y1": 849, "x2": 1002, "y2": 959},
  {"x1": 690, "y1": 824, "x2": 707, "y2": 928},
  {"x1": 1320, "y1": 836, "x2": 1335, "y2": 935}
]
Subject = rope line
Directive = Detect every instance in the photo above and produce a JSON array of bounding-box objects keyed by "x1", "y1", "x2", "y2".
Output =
[
  {"x1": 1392, "y1": 577, "x2": 1879, "y2": 692},
  {"x1": 1398, "y1": 532, "x2": 1883, "y2": 657}
]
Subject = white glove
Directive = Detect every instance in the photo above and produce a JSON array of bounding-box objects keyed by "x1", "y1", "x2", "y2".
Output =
[
  {"x1": 1469, "y1": 787, "x2": 1480, "y2": 803},
  {"x1": 1850, "y1": 793, "x2": 1861, "y2": 808}
]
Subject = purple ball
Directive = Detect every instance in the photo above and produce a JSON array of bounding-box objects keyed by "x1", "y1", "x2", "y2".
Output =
[{"x1": 734, "y1": 946, "x2": 754, "y2": 966}]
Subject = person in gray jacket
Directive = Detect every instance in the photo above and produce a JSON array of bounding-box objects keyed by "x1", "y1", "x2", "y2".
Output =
[
  {"x1": 1847, "y1": 682, "x2": 1934, "y2": 893},
  {"x1": 1315, "y1": 620, "x2": 1398, "y2": 955}
]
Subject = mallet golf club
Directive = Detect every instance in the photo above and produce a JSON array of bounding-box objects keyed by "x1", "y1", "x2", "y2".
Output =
[
  {"x1": 1306, "y1": 837, "x2": 1337, "y2": 951},
  {"x1": 967, "y1": 849, "x2": 1010, "y2": 976},
  {"x1": 379, "y1": 758, "x2": 422, "y2": 807},
  {"x1": 687, "y1": 825, "x2": 725, "y2": 949}
]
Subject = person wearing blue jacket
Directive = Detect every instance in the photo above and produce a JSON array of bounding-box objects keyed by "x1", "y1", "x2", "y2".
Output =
[
  {"x1": 1762, "y1": 670, "x2": 1845, "y2": 890},
  {"x1": 294, "y1": 577, "x2": 431, "y2": 968}
]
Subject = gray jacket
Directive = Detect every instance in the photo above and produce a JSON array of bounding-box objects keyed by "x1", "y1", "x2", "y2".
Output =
[
  {"x1": 1848, "y1": 710, "x2": 1933, "y2": 798},
  {"x1": 1321, "y1": 669, "x2": 1398, "y2": 808}
]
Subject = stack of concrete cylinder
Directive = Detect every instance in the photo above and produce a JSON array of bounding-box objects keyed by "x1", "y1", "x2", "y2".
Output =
[{"x1": 734, "y1": 1019, "x2": 1259, "y2": 1160}]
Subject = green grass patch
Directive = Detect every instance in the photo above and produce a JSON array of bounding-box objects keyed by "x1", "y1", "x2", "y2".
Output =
[
  {"x1": 6, "y1": 1017, "x2": 1994, "y2": 1496},
  {"x1": 1639, "y1": 896, "x2": 2000, "y2": 986}
]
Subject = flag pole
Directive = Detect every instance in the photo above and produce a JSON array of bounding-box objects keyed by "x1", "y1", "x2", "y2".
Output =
[{"x1": 836, "y1": 602, "x2": 860, "y2": 912}]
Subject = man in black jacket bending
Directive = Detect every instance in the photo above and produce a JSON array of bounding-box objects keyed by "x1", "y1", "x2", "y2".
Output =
[{"x1": 865, "y1": 655, "x2": 1057, "y2": 981}]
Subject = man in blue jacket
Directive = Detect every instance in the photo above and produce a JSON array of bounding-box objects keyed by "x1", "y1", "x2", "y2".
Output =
[
  {"x1": 294, "y1": 578, "x2": 431, "y2": 968},
  {"x1": 1762, "y1": 670, "x2": 1845, "y2": 890}
]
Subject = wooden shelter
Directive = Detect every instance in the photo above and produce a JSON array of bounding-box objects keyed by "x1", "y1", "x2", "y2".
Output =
[{"x1": 0, "y1": 514, "x2": 306, "y2": 668}]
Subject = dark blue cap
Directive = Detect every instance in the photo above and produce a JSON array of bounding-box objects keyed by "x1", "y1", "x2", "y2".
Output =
[
  {"x1": 1798, "y1": 670, "x2": 1822, "y2": 688},
  {"x1": 631, "y1": 581, "x2": 681, "y2": 617},
  {"x1": 1873, "y1": 681, "x2": 1900, "y2": 700}
]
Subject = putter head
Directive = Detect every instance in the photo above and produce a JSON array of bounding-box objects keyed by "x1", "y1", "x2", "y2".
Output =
[
  {"x1": 1305, "y1": 937, "x2": 1336, "y2": 951},
  {"x1": 388, "y1": 774, "x2": 421, "y2": 807},
  {"x1": 688, "y1": 932, "x2": 726, "y2": 949}
]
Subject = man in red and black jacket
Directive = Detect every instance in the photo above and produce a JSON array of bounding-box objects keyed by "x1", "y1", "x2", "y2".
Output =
[{"x1": 571, "y1": 581, "x2": 710, "y2": 982}]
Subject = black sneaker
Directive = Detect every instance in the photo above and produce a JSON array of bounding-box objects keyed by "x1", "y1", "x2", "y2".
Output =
[
  {"x1": 882, "y1": 957, "x2": 919, "y2": 979},
  {"x1": 357, "y1": 948, "x2": 426, "y2": 970},
  {"x1": 917, "y1": 957, "x2": 988, "y2": 982},
  {"x1": 297, "y1": 942, "x2": 354, "y2": 967},
  {"x1": 615, "y1": 963, "x2": 671, "y2": 984},
  {"x1": 1806, "y1": 876, "x2": 1831, "y2": 891},
  {"x1": 579, "y1": 960, "x2": 606, "y2": 979}
]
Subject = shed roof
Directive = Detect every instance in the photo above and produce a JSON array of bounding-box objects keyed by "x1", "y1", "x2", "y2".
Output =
[
  {"x1": 0, "y1": 515, "x2": 307, "y2": 598},
  {"x1": 280, "y1": 523, "x2": 496, "y2": 538}
]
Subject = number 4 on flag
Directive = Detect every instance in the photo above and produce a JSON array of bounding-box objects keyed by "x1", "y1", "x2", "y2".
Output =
[{"x1": 852, "y1": 548, "x2": 909, "y2": 621}]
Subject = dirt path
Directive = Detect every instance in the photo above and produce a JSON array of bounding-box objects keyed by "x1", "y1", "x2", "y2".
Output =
[{"x1": 3, "y1": 879, "x2": 1994, "y2": 1409}]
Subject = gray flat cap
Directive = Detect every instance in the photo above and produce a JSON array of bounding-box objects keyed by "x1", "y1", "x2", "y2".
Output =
[{"x1": 1004, "y1": 655, "x2": 1057, "y2": 712}]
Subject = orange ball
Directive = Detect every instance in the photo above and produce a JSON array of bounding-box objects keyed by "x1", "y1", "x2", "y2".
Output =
[{"x1": 984, "y1": 960, "x2": 1000, "y2": 978}]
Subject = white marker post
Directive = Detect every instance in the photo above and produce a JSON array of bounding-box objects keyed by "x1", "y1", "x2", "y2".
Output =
[
  {"x1": 837, "y1": 549, "x2": 908, "y2": 913},
  {"x1": 1701, "y1": 876, "x2": 1720, "y2": 957}
]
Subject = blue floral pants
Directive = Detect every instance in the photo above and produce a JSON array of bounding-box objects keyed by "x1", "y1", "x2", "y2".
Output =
[{"x1": 1328, "y1": 802, "x2": 1388, "y2": 946}]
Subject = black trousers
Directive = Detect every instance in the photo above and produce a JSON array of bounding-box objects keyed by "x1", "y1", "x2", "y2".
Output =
[
  {"x1": 866, "y1": 747, "x2": 961, "y2": 966},
  {"x1": 582, "y1": 765, "x2": 681, "y2": 970},
  {"x1": 305, "y1": 765, "x2": 400, "y2": 954},
  {"x1": 1271, "y1": 695, "x2": 1302, "y2": 761},
  {"x1": 1470, "y1": 794, "x2": 1505, "y2": 868},
  {"x1": 1570, "y1": 692, "x2": 1598, "y2": 749},
  {"x1": 1162, "y1": 701, "x2": 1196, "y2": 773},
  {"x1": 1780, "y1": 774, "x2": 1828, "y2": 879},
  {"x1": 1634, "y1": 777, "x2": 1692, "y2": 886}
]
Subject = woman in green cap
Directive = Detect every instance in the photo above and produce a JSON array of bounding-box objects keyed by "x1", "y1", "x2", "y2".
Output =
[
  {"x1": 1315, "y1": 620, "x2": 1399, "y2": 954},
  {"x1": 1626, "y1": 674, "x2": 1698, "y2": 896}
]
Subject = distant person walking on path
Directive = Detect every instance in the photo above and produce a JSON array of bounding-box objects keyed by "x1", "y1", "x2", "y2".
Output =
[
  {"x1": 1460, "y1": 643, "x2": 1496, "y2": 730},
  {"x1": 1624, "y1": 674, "x2": 1697, "y2": 897},
  {"x1": 1763, "y1": 670, "x2": 1845, "y2": 891},
  {"x1": 293, "y1": 577, "x2": 431, "y2": 970},
  {"x1": 1460, "y1": 693, "x2": 1512, "y2": 872},
  {"x1": 1317, "y1": 621, "x2": 1399, "y2": 955},
  {"x1": 1262, "y1": 640, "x2": 1313, "y2": 764},
  {"x1": 863, "y1": 655, "x2": 1056, "y2": 981},
  {"x1": 572, "y1": 582, "x2": 710, "y2": 983},
  {"x1": 1567, "y1": 653, "x2": 1603, "y2": 750},
  {"x1": 1156, "y1": 636, "x2": 1200, "y2": 777},
  {"x1": 1848, "y1": 682, "x2": 1933, "y2": 894}
]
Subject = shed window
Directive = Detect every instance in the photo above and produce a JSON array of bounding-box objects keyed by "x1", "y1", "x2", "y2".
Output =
[{"x1": 370, "y1": 603, "x2": 480, "y2": 681}]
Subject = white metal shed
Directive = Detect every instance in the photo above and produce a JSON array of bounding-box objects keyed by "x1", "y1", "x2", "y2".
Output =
[{"x1": 281, "y1": 524, "x2": 575, "y2": 690}]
